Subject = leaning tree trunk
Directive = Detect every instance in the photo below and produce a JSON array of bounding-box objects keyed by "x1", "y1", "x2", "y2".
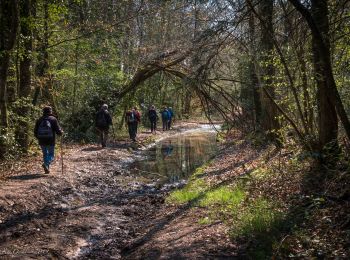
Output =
[
  {"x1": 311, "y1": 0, "x2": 338, "y2": 154},
  {"x1": 0, "y1": 0, "x2": 19, "y2": 158},
  {"x1": 259, "y1": 0, "x2": 280, "y2": 137}
]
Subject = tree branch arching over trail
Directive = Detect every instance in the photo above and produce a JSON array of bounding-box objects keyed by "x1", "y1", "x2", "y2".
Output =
[{"x1": 114, "y1": 45, "x2": 244, "y2": 127}]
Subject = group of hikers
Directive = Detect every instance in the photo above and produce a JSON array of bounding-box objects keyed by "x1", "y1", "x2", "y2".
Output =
[
  {"x1": 34, "y1": 104, "x2": 174, "y2": 174},
  {"x1": 148, "y1": 106, "x2": 174, "y2": 133},
  {"x1": 94, "y1": 104, "x2": 174, "y2": 144}
]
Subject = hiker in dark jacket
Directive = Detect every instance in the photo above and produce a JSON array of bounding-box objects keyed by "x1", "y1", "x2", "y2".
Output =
[
  {"x1": 95, "y1": 104, "x2": 113, "y2": 148},
  {"x1": 34, "y1": 106, "x2": 63, "y2": 174},
  {"x1": 160, "y1": 107, "x2": 170, "y2": 131},
  {"x1": 148, "y1": 105, "x2": 158, "y2": 134},
  {"x1": 125, "y1": 107, "x2": 141, "y2": 142}
]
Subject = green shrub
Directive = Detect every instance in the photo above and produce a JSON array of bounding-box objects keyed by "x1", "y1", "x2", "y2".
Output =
[{"x1": 231, "y1": 198, "x2": 283, "y2": 238}]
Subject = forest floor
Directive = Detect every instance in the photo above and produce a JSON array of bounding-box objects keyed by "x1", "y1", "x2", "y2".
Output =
[{"x1": 0, "y1": 123, "x2": 349, "y2": 259}]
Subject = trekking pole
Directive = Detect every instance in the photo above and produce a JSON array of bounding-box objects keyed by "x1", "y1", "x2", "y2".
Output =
[
  {"x1": 60, "y1": 135, "x2": 64, "y2": 175},
  {"x1": 112, "y1": 124, "x2": 116, "y2": 141}
]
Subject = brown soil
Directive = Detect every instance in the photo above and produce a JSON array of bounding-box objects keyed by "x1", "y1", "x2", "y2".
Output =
[
  {"x1": 1, "y1": 123, "x2": 232, "y2": 259},
  {"x1": 1, "y1": 125, "x2": 348, "y2": 259}
]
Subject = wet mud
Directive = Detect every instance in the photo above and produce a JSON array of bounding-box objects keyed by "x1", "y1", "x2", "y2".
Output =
[{"x1": 0, "y1": 125, "x2": 218, "y2": 259}]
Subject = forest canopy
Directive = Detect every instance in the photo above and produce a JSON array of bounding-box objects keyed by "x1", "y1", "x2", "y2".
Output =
[{"x1": 1, "y1": 0, "x2": 350, "y2": 161}]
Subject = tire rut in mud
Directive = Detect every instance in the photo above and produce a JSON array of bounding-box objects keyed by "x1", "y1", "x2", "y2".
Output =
[{"x1": 0, "y1": 146, "x2": 165, "y2": 259}]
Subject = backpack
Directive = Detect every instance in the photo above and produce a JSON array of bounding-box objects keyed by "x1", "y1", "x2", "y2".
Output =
[
  {"x1": 162, "y1": 110, "x2": 169, "y2": 120},
  {"x1": 128, "y1": 112, "x2": 136, "y2": 123},
  {"x1": 37, "y1": 118, "x2": 54, "y2": 139},
  {"x1": 96, "y1": 111, "x2": 107, "y2": 128},
  {"x1": 149, "y1": 110, "x2": 157, "y2": 120}
]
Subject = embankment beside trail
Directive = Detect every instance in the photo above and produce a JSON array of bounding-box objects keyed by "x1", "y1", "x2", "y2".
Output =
[{"x1": 123, "y1": 130, "x2": 349, "y2": 259}]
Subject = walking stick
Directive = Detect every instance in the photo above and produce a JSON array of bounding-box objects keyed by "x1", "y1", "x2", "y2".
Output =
[
  {"x1": 111, "y1": 124, "x2": 116, "y2": 141},
  {"x1": 60, "y1": 136, "x2": 64, "y2": 175}
]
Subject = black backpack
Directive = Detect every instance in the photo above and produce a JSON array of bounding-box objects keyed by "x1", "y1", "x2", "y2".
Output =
[
  {"x1": 96, "y1": 111, "x2": 108, "y2": 127},
  {"x1": 149, "y1": 110, "x2": 157, "y2": 120},
  {"x1": 37, "y1": 119, "x2": 54, "y2": 139},
  {"x1": 128, "y1": 112, "x2": 136, "y2": 123}
]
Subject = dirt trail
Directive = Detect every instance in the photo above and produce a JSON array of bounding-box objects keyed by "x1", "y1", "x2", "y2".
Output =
[
  {"x1": 0, "y1": 129, "x2": 177, "y2": 259},
  {"x1": 0, "y1": 123, "x2": 239, "y2": 259}
]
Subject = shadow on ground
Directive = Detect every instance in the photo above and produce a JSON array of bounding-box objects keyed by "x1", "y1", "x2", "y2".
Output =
[{"x1": 8, "y1": 174, "x2": 46, "y2": 181}]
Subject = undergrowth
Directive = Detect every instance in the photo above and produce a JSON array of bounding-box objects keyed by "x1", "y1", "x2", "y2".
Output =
[
  {"x1": 167, "y1": 135, "x2": 350, "y2": 259},
  {"x1": 167, "y1": 162, "x2": 286, "y2": 258}
]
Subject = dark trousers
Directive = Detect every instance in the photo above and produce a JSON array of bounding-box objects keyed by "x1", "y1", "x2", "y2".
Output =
[
  {"x1": 150, "y1": 120, "x2": 157, "y2": 132},
  {"x1": 128, "y1": 122, "x2": 138, "y2": 141},
  {"x1": 97, "y1": 128, "x2": 109, "y2": 147},
  {"x1": 162, "y1": 120, "x2": 169, "y2": 131},
  {"x1": 168, "y1": 118, "x2": 172, "y2": 129}
]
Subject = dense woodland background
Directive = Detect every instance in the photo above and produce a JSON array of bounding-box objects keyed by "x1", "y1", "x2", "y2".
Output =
[
  {"x1": 0, "y1": 0, "x2": 350, "y2": 163},
  {"x1": 1, "y1": 1, "x2": 350, "y2": 258}
]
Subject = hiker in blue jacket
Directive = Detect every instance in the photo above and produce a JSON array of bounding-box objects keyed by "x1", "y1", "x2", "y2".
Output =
[
  {"x1": 167, "y1": 107, "x2": 174, "y2": 129},
  {"x1": 34, "y1": 106, "x2": 63, "y2": 174},
  {"x1": 160, "y1": 107, "x2": 170, "y2": 131}
]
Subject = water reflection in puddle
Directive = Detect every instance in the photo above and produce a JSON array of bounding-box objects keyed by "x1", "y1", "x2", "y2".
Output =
[{"x1": 129, "y1": 127, "x2": 218, "y2": 185}]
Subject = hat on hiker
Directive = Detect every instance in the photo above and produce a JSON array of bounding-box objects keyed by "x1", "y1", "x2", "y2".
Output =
[
  {"x1": 43, "y1": 106, "x2": 52, "y2": 115},
  {"x1": 102, "y1": 104, "x2": 108, "y2": 110}
]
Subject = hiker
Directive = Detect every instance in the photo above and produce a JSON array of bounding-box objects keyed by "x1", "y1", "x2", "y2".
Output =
[
  {"x1": 148, "y1": 105, "x2": 158, "y2": 134},
  {"x1": 34, "y1": 106, "x2": 63, "y2": 174},
  {"x1": 134, "y1": 107, "x2": 141, "y2": 135},
  {"x1": 160, "y1": 107, "x2": 170, "y2": 131},
  {"x1": 168, "y1": 107, "x2": 174, "y2": 129},
  {"x1": 125, "y1": 107, "x2": 140, "y2": 142},
  {"x1": 95, "y1": 104, "x2": 113, "y2": 148}
]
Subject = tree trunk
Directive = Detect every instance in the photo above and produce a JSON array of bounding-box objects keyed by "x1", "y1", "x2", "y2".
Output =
[
  {"x1": 248, "y1": 8, "x2": 261, "y2": 129},
  {"x1": 259, "y1": 0, "x2": 280, "y2": 137},
  {"x1": 311, "y1": 0, "x2": 338, "y2": 153},
  {"x1": 288, "y1": 0, "x2": 350, "y2": 146},
  {"x1": 32, "y1": 0, "x2": 56, "y2": 112},
  {"x1": 0, "y1": 0, "x2": 19, "y2": 158},
  {"x1": 16, "y1": 0, "x2": 34, "y2": 153}
]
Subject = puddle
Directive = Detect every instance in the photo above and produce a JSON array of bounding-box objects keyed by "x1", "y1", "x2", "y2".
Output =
[{"x1": 128, "y1": 125, "x2": 219, "y2": 186}]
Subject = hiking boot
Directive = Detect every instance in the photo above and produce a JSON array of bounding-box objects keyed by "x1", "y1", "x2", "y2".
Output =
[{"x1": 42, "y1": 164, "x2": 50, "y2": 174}]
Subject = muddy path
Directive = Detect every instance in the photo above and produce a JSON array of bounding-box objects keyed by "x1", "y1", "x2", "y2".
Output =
[{"x1": 0, "y1": 123, "x2": 217, "y2": 259}]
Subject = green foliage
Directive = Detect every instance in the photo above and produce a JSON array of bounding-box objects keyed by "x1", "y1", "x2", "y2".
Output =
[
  {"x1": 167, "y1": 179, "x2": 207, "y2": 204},
  {"x1": 167, "y1": 160, "x2": 287, "y2": 259},
  {"x1": 0, "y1": 98, "x2": 40, "y2": 159},
  {"x1": 231, "y1": 198, "x2": 283, "y2": 238},
  {"x1": 0, "y1": 130, "x2": 20, "y2": 160},
  {"x1": 198, "y1": 186, "x2": 245, "y2": 208},
  {"x1": 198, "y1": 217, "x2": 212, "y2": 225}
]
